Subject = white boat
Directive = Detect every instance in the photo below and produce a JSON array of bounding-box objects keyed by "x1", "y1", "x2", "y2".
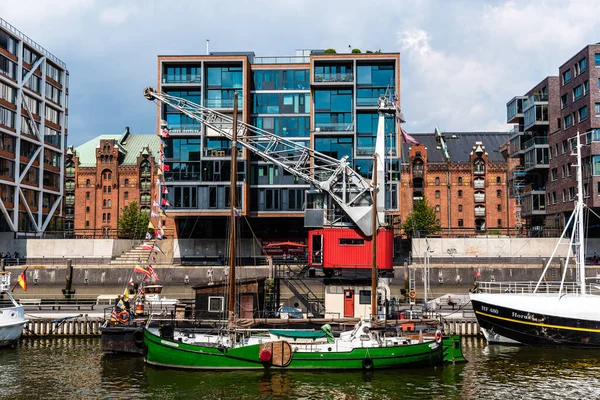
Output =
[
  {"x1": 470, "y1": 132, "x2": 600, "y2": 347},
  {"x1": 143, "y1": 285, "x2": 179, "y2": 313},
  {"x1": 0, "y1": 272, "x2": 27, "y2": 347}
]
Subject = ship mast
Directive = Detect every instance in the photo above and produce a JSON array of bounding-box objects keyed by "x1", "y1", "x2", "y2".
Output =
[
  {"x1": 371, "y1": 153, "x2": 378, "y2": 321},
  {"x1": 575, "y1": 131, "x2": 586, "y2": 295},
  {"x1": 228, "y1": 92, "x2": 239, "y2": 326}
]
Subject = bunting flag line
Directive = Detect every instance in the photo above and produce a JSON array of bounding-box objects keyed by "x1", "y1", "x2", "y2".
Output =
[
  {"x1": 145, "y1": 232, "x2": 152, "y2": 240},
  {"x1": 150, "y1": 210, "x2": 159, "y2": 218},
  {"x1": 159, "y1": 209, "x2": 168, "y2": 218},
  {"x1": 141, "y1": 244, "x2": 153, "y2": 251},
  {"x1": 162, "y1": 187, "x2": 169, "y2": 195},
  {"x1": 153, "y1": 200, "x2": 160, "y2": 208},
  {"x1": 148, "y1": 221, "x2": 155, "y2": 230},
  {"x1": 163, "y1": 164, "x2": 170, "y2": 172},
  {"x1": 128, "y1": 277, "x2": 134, "y2": 286},
  {"x1": 150, "y1": 254, "x2": 157, "y2": 262}
]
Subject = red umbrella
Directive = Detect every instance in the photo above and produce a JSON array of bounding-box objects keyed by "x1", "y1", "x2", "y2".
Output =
[{"x1": 265, "y1": 241, "x2": 307, "y2": 247}]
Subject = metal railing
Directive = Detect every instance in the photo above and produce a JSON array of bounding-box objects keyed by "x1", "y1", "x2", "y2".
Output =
[
  {"x1": 314, "y1": 122, "x2": 354, "y2": 132},
  {"x1": 162, "y1": 74, "x2": 201, "y2": 84},
  {"x1": 0, "y1": 17, "x2": 67, "y2": 69},
  {"x1": 313, "y1": 73, "x2": 354, "y2": 83},
  {"x1": 476, "y1": 281, "x2": 600, "y2": 296},
  {"x1": 253, "y1": 56, "x2": 310, "y2": 64}
]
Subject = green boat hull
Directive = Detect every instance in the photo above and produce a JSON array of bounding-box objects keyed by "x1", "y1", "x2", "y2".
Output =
[
  {"x1": 442, "y1": 335, "x2": 467, "y2": 363},
  {"x1": 144, "y1": 329, "x2": 445, "y2": 370}
]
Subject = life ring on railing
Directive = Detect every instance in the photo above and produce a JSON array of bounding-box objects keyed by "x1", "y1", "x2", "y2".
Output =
[
  {"x1": 117, "y1": 311, "x2": 130, "y2": 323},
  {"x1": 408, "y1": 290, "x2": 417, "y2": 300},
  {"x1": 434, "y1": 330, "x2": 443, "y2": 344}
]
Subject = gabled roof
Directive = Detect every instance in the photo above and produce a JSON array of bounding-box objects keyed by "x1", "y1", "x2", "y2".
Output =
[
  {"x1": 74, "y1": 132, "x2": 161, "y2": 167},
  {"x1": 401, "y1": 131, "x2": 509, "y2": 163}
]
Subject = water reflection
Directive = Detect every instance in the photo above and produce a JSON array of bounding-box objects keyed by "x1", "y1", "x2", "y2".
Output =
[{"x1": 2, "y1": 337, "x2": 600, "y2": 399}]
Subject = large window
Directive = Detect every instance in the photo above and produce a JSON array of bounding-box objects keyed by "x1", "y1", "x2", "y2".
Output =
[
  {"x1": 252, "y1": 69, "x2": 309, "y2": 90},
  {"x1": 0, "y1": 31, "x2": 16, "y2": 55},
  {"x1": 0, "y1": 54, "x2": 17, "y2": 80},
  {"x1": 252, "y1": 116, "x2": 310, "y2": 137},
  {"x1": 314, "y1": 136, "x2": 354, "y2": 161},
  {"x1": 595, "y1": 53, "x2": 600, "y2": 66},
  {"x1": 252, "y1": 93, "x2": 309, "y2": 114},
  {"x1": 593, "y1": 156, "x2": 600, "y2": 175},
  {"x1": 46, "y1": 63, "x2": 62, "y2": 84},
  {"x1": 356, "y1": 113, "x2": 396, "y2": 155},
  {"x1": 164, "y1": 138, "x2": 201, "y2": 161},
  {"x1": 0, "y1": 81, "x2": 15, "y2": 104},
  {"x1": 314, "y1": 63, "x2": 353, "y2": 82},
  {"x1": 45, "y1": 105, "x2": 61, "y2": 125},
  {"x1": 162, "y1": 64, "x2": 201, "y2": 84},
  {"x1": 170, "y1": 186, "x2": 198, "y2": 209},
  {"x1": 563, "y1": 69, "x2": 571, "y2": 85},
  {"x1": 0, "y1": 106, "x2": 15, "y2": 128},
  {"x1": 357, "y1": 64, "x2": 394, "y2": 87},
  {"x1": 207, "y1": 66, "x2": 242, "y2": 88}
]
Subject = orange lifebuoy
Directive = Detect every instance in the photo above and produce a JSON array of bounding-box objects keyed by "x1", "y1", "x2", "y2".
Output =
[
  {"x1": 117, "y1": 311, "x2": 130, "y2": 323},
  {"x1": 434, "y1": 330, "x2": 443, "y2": 344},
  {"x1": 408, "y1": 290, "x2": 417, "y2": 300}
]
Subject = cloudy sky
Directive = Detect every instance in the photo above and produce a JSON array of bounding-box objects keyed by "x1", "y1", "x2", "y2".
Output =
[{"x1": 2, "y1": 0, "x2": 599, "y2": 146}]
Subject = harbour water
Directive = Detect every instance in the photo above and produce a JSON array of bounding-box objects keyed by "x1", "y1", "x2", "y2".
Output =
[{"x1": 2, "y1": 338, "x2": 600, "y2": 399}]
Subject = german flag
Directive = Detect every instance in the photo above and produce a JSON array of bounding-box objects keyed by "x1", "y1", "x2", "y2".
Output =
[{"x1": 17, "y1": 271, "x2": 27, "y2": 291}]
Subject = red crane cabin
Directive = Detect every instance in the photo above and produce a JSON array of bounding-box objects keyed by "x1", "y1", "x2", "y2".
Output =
[{"x1": 308, "y1": 227, "x2": 394, "y2": 277}]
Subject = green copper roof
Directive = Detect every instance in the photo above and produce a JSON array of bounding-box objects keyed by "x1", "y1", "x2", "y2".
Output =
[{"x1": 74, "y1": 132, "x2": 161, "y2": 167}]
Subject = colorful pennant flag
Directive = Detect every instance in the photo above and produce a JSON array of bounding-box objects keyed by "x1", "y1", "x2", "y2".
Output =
[
  {"x1": 151, "y1": 210, "x2": 159, "y2": 218},
  {"x1": 147, "y1": 265, "x2": 159, "y2": 281},
  {"x1": 128, "y1": 277, "x2": 134, "y2": 286},
  {"x1": 153, "y1": 243, "x2": 165, "y2": 256},
  {"x1": 123, "y1": 286, "x2": 130, "y2": 302},
  {"x1": 141, "y1": 244, "x2": 153, "y2": 251},
  {"x1": 163, "y1": 164, "x2": 170, "y2": 172},
  {"x1": 148, "y1": 221, "x2": 155, "y2": 230},
  {"x1": 162, "y1": 186, "x2": 169, "y2": 195},
  {"x1": 134, "y1": 265, "x2": 151, "y2": 276},
  {"x1": 145, "y1": 232, "x2": 152, "y2": 240}
]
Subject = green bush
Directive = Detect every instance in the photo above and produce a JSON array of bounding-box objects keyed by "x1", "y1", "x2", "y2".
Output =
[
  {"x1": 351, "y1": 48, "x2": 361, "y2": 53},
  {"x1": 324, "y1": 48, "x2": 336, "y2": 54}
]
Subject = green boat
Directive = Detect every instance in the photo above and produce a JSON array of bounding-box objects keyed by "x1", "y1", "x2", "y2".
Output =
[{"x1": 144, "y1": 321, "x2": 445, "y2": 370}]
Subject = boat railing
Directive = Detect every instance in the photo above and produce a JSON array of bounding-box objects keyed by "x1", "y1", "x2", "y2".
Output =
[{"x1": 476, "y1": 280, "x2": 600, "y2": 295}]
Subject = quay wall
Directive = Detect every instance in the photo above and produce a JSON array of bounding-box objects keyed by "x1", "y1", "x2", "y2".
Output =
[
  {"x1": 6, "y1": 263, "x2": 600, "y2": 291},
  {"x1": 0, "y1": 239, "x2": 142, "y2": 263},
  {"x1": 413, "y1": 237, "x2": 600, "y2": 258},
  {"x1": 19, "y1": 317, "x2": 482, "y2": 337}
]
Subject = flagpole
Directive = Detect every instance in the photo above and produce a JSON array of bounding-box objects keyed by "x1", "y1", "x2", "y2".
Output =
[{"x1": 11, "y1": 267, "x2": 28, "y2": 292}]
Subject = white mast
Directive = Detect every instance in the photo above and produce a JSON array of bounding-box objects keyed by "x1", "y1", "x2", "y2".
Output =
[{"x1": 576, "y1": 131, "x2": 586, "y2": 295}]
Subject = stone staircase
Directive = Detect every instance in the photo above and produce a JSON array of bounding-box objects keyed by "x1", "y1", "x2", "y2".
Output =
[{"x1": 110, "y1": 241, "x2": 154, "y2": 265}]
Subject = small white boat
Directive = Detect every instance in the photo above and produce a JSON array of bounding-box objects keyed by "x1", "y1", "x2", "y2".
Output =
[
  {"x1": 0, "y1": 272, "x2": 27, "y2": 347},
  {"x1": 143, "y1": 285, "x2": 179, "y2": 313}
]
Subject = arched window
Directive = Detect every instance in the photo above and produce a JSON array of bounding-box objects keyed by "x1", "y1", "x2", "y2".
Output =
[
  {"x1": 458, "y1": 177, "x2": 463, "y2": 186},
  {"x1": 474, "y1": 158, "x2": 485, "y2": 175},
  {"x1": 496, "y1": 176, "x2": 501, "y2": 184},
  {"x1": 435, "y1": 177, "x2": 440, "y2": 185},
  {"x1": 102, "y1": 169, "x2": 112, "y2": 181}
]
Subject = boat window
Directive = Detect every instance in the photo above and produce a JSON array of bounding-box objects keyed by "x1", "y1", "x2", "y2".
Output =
[
  {"x1": 339, "y1": 238, "x2": 364, "y2": 245},
  {"x1": 208, "y1": 296, "x2": 224, "y2": 312}
]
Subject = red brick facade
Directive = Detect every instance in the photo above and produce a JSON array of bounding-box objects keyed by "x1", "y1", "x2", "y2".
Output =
[{"x1": 65, "y1": 133, "x2": 158, "y2": 237}]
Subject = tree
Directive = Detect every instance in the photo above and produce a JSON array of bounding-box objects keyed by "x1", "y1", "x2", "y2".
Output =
[
  {"x1": 401, "y1": 196, "x2": 441, "y2": 238},
  {"x1": 324, "y1": 48, "x2": 337, "y2": 54},
  {"x1": 118, "y1": 201, "x2": 150, "y2": 239}
]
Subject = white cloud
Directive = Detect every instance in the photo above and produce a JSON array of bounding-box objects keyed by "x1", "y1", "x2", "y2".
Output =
[{"x1": 98, "y1": 5, "x2": 138, "y2": 25}]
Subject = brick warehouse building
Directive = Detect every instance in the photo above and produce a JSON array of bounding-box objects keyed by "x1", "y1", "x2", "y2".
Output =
[
  {"x1": 399, "y1": 130, "x2": 519, "y2": 236},
  {"x1": 508, "y1": 44, "x2": 600, "y2": 236},
  {"x1": 0, "y1": 18, "x2": 69, "y2": 235},
  {"x1": 64, "y1": 128, "x2": 160, "y2": 237}
]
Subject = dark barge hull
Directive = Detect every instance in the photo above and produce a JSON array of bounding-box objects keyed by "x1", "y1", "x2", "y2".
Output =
[
  {"x1": 471, "y1": 299, "x2": 600, "y2": 348},
  {"x1": 100, "y1": 323, "x2": 145, "y2": 354}
]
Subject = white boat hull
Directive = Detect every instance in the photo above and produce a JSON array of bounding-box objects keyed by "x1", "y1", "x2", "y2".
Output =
[{"x1": 0, "y1": 305, "x2": 27, "y2": 347}]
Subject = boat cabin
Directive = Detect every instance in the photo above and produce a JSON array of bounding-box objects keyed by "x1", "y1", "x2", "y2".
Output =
[
  {"x1": 192, "y1": 278, "x2": 266, "y2": 319},
  {"x1": 324, "y1": 279, "x2": 390, "y2": 320}
]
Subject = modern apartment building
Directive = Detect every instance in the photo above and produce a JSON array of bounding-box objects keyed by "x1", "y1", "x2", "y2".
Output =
[
  {"x1": 157, "y1": 50, "x2": 401, "y2": 239},
  {"x1": 64, "y1": 128, "x2": 160, "y2": 237},
  {"x1": 506, "y1": 77, "x2": 560, "y2": 234},
  {"x1": 0, "y1": 18, "x2": 69, "y2": 235},
  {"x1": 546, "y1": 45, "x2": 600, "y2": 234},
  {"x1": 508, "y1": 44, "x2": 600, "y2": 236},
  {"x1": 400, "y1": 131, "x2": 518, "y2": 235}
]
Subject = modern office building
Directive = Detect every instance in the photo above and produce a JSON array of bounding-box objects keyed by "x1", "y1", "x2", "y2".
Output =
[
  {"x1": 156, "y1": 50, "x2": 401, "y2": 239},
  {"x1": 0, "y1": 18, "x2": 69, "y2": 235},
  {"x1": 400, "y1": 130, "x2": 518, "y2": 235},
  {"x1": 64, "y1": 128, "x2": 160, "y2": 237}
]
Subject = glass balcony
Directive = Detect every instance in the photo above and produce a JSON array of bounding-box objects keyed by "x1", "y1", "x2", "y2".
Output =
[
  {"x1": 205, "y1": 98, "x2": 243, "y2": 109},
  {"x1": 162, "y1": 74, "x2": 201, "y2": 84},
  {"x1": 523, "y1": 136, "x2": 548, "y2": 149},
  {"x1": 314, "y1": 122, "x2": 354, "y2": 132},
  {"x1": 506, "y1": 96, "x2": 525, "y2": 123},
  {"x1": 524, "y1": 105, "x2": 549, "y2": 129},
  {"x1": 522, "y1": 93, "x2": 548, "y2": 111},
  {"x1": 314, "y1": 73, "x2": 354, "y2": 83}
]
